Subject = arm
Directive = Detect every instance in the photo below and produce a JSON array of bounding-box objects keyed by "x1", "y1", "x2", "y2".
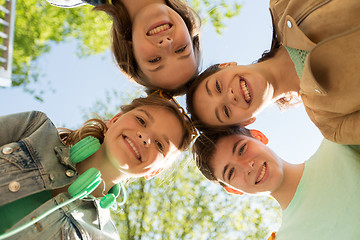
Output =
[
  {"x1": 0, "y1": 111, "x2": 49, "y2": 146},
  {"x1": 318, "y1": 111, "x2": 360, "y2": 145}
]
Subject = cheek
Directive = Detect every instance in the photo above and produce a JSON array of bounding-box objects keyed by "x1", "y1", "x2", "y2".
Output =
[{"x1": 133, "y1": 40, "x2": 153, "y2": 62}]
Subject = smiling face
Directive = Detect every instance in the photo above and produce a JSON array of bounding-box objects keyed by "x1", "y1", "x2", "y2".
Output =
[
  {"x1": 210, "y1": 134, "x2": 284, "y2": 195},
  {"x1": 193, "y1": 63, "x2": 274, "y2": 126},
  {"x1": 103, "y1": 105, "x2": 183, "y2": 178},
  {"x1": 132, "y1": 3, "x2": 197, "y2": 89}
]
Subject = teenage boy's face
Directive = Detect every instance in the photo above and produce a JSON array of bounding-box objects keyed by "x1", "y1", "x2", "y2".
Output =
[
  {"x1": 210, "y1": 134, "x2": 284, "y2": 194},
  {"x1": 193, "y1": 63, "x2": 272, "y2": 126},
  {"x1": 104, "y1": 106, "x2": 183, "y2": 178},
  {"x1": 132, "y1": 4, "x2": 197, "y2": 90}
]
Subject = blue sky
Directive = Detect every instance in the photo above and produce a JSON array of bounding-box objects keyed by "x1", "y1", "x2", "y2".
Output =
[{"x1": 0, "y1": 0, "x2": 323, "y2": 164}]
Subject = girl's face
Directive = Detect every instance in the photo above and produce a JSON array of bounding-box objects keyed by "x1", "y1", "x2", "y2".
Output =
[
  {"x1": 132, "y1": 4, "x2": 197, "y2": 89},
  {"x1": 193, "y1": 63, "x2": 273, "y2": 126},
  {"x1": 210, "y1": 134, "x2": 284, "y2": 195},
  {"x1": 103, "y1": 105, "x2": 183, "y2": 178}
]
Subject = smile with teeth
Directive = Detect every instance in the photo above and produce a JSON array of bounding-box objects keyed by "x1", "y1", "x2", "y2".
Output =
[
  {"x1": 147, "y1": 23, "x2": 172, "y2": 36},
  {"x1": 240, "y1": 78, "x2": 251, "y2": 103},
  {"x1": 125, "y1": 137, "x2": 141, "y2": 160},
  {"x1": 255, "y1": 162, "x2": 266, "y2": 184}
]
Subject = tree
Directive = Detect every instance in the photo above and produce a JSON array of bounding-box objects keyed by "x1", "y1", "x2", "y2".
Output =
[
  {"x1": 83, "y1": 91, "x2": 282, "y2": 240},
  {"x1": 111, "y1": 155, "x2": 281, "y2": 240},
  {"x1": 8, "y1": 0, "x2": 242, "y2": 100}
]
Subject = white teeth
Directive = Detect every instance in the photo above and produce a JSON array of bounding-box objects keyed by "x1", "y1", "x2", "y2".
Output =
[
  {"x1": 125, "y1": 137, "x2": 140, "y2": 160},
  {"x1": 148, "y1": 24, "x2": 171, "y2": 35},
  {"x1": 240, "y1": 80, "x2": 251, "y2": 102},
  {"x1": 256, "y1": 163, "x2": 266, "y2": 184}
]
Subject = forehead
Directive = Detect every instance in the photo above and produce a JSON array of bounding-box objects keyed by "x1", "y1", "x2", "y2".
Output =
[
  {"x1": 211, "y1": 134, "x2": 249, "y2": 177},
  {"x1": 193, "y1": 75, "x2": 218, "y2": 125}
]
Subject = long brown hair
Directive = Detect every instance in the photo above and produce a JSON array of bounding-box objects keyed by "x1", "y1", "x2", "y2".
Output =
[
  {"x1": 59, "y1": 94, "x2": 192, "y2": 151},
  {"x1": 95, "y1": 0, "x2": 201, "y2": 95}
]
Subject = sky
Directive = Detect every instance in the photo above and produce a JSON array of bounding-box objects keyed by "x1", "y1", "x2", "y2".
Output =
[{"x1": 0, "y1": 0, "x2": 323, "y2": 164}]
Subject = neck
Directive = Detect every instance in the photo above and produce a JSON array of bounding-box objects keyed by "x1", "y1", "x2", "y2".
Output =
[
  {"x1": 76, "y1": 145, "x2": 127, "y2": 197},
  {"x1": 121, "y1": 0, "x2": 166, "y2": 22},
  {"x1": 255, "y1": 46, "x2": 300, "y2": 101},
  {"x1": 270, "y1": 160, "x2": 304, "y2": 210}
]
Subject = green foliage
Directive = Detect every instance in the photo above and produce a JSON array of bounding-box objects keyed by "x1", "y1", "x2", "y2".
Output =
[
  {"x1": 111, "y1": 153, "x2": 281, "y2": 239},
  {"x1": 189, "y1": 0, "x2": 242, "y2": 34},
  {"x1": 8, "y1": 0, "x2": 242, "y2": 100},
  {"x1": 10, "y1": 0, "x2": 111, "y2": 101}
]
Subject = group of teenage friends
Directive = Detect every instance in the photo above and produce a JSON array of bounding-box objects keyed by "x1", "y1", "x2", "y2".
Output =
[{"x1": 1, "y1": 0, "x2": 359, "y2": 239}]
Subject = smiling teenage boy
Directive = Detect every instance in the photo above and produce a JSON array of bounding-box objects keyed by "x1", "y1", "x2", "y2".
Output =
[{"x1": 193, "y1": 127, "x2": 360, "y2": 239}]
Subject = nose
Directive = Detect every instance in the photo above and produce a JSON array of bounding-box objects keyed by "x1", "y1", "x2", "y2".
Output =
[
  {"x1": 137, "y1": 131, "x2": 151, "y2": 147},
  {"x1": 226, "y1": 88, "x2": 238, "y2": 104},
  {"x1": 157, "y1": 37, "x2": 173, "y2": 50},
  {"x1": 240, "y1": 159, "x2": 254, "y2": 173}
]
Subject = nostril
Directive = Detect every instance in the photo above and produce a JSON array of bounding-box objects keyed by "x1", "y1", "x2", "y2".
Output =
[{"x1": 159, "y1": 40, "x2": 163, "y2": 44}]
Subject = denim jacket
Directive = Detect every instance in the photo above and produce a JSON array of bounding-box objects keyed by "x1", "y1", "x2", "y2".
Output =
[{"x1": 0, "y1": 111, "x2": 119, "y2": 240}]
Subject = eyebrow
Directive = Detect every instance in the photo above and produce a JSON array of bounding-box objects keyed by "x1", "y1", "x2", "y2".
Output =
[
  {"x1": 222, "y1": 139, "x2": 242, "y2": 181},
  {"x1": 215, "y1": 108, "x2": 223, "y2": 123},
  {"x1": 232, "y1": 140, "x2": 241, "y2": 155},
  {"x1": 205, "y1": 80, "x2": 213, "y2": 96},
  {"x1": 222, "y1": 164, "x2": 229, "y2": 181},
  {"x1": 206, "y1": 80, "x2": 223, "y2": 124},
  {"x1": 138, "y1": 109, "x2": 154, "y2": 122}
]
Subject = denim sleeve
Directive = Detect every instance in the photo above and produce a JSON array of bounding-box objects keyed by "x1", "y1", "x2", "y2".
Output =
[{"x1": 0, "y1": 111, "x2": 49, "y2": 147}]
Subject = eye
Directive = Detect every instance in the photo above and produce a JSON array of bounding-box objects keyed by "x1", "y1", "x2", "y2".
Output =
[
  {"x1": 215, "y1": 80, "x2": 221, "y2": 93},
  {"x1": 149, "y1": 57, "x2": 161, "y2": 63},
  {"x1": 155, "y1": 140, "x2": 164, "y2": 153},
  {"x1": 224, "y1": 106, "x2": 230, "y2": 118},
  {"x1": 175, "y1": 45, "x2": 187, "y2": 53},
  {"x1": 228, "y1": 167, "x2": 235, "y2": 181},
  {"x1": 136, "y1": 116, "x2": 146, "y2": 127},
  {"x1": 239, "y1": 144, "x2": 246, "y2": 155}
]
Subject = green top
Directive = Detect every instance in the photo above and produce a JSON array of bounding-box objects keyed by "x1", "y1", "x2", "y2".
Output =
[
  {"x1": 276, "y1": 140, "x2": 360, "y2": 239},
  {"x1": 0, "y1": 191, "x2": 52, "y2": 233},
  {"x1": 285, "y1": 46, "x2": 310, "y2": 79}
]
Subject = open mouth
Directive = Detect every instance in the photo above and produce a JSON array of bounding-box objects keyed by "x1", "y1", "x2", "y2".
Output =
[
  {"x1": 240, "y1": 77, "x2": 252, "y2": 104},
  {"x1": 124, "y1": 136, "x2": 141, "y2": 161},
  {"x1": 147, "y1": 23, "x2": 172, "y2": 36},
  {"x1": 255, "y1": 162, "x2": 267, "y2": 184}
]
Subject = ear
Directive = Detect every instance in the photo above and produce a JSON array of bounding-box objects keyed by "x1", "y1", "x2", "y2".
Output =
[
  {"x1": 223, "y1": 186, "x2": 244, "y2": 195},
  {"x1": 241, "y1": 117, "x2": 256, "y2": 127},
  {"x1": 144, "y1": 168, "x2": 164, "y2": 180},
  {"x1": 218, "y1": 62, "x2": 237, "y2": 69},
  {"x1": 250, "y1": 129, "x2": 269, "y2": 145},
  {"x1": 106, "y1": 112, "x2": 123, "y2": 128}
]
